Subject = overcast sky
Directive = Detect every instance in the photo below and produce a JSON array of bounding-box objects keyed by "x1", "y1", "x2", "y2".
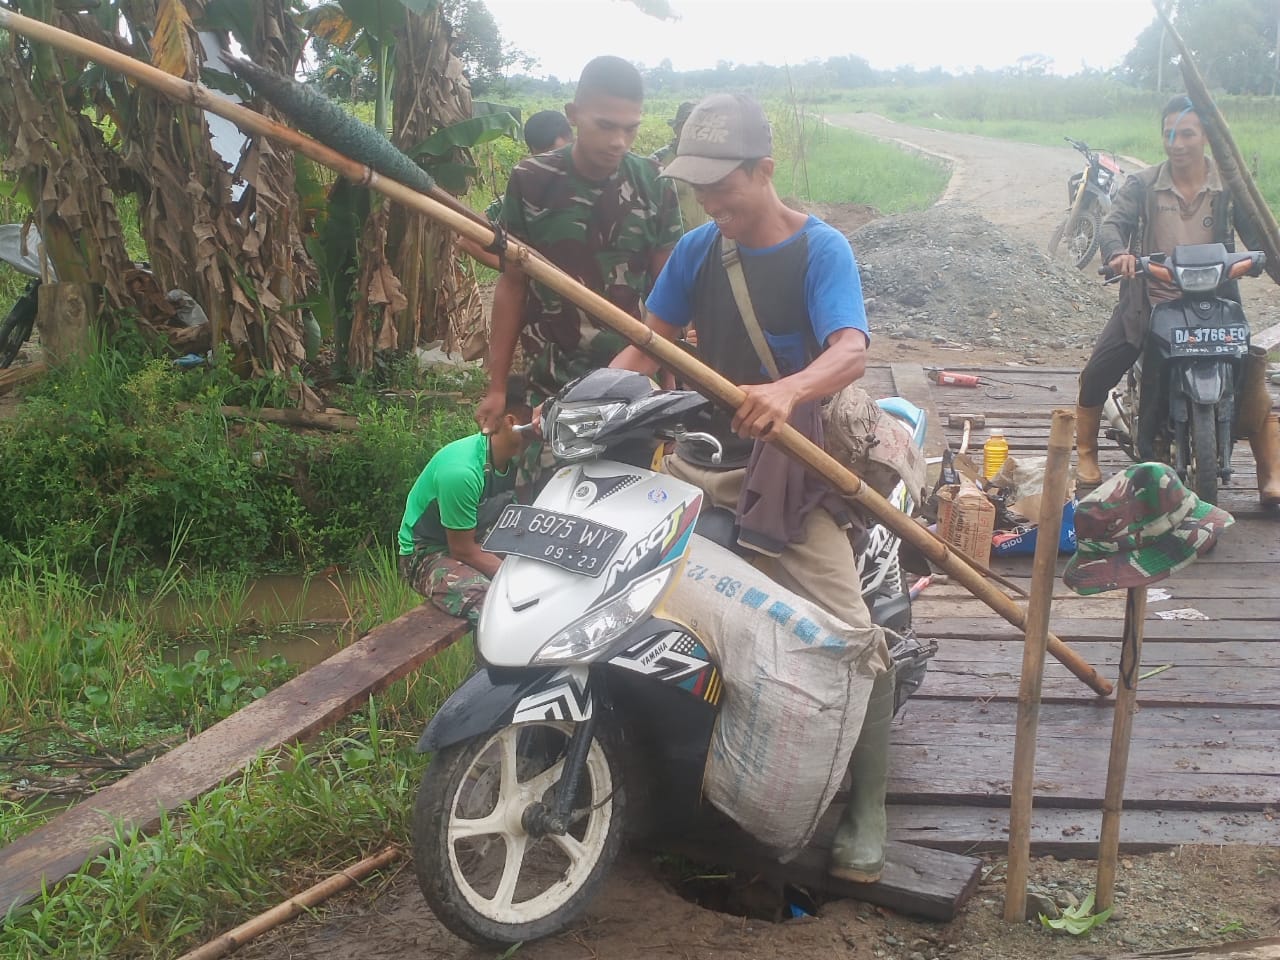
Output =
[{"x1": 482, "y1": 0, "x2": 1159, "y2": 79}]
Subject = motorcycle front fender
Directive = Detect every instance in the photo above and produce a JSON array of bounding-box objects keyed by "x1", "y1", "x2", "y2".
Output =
[
  {"x1": 416, "y1": 665, "x2": 592, "y2": 753},
  {"x1": 1180, "y1": 360, "x2": 1229, "y2": 407}
]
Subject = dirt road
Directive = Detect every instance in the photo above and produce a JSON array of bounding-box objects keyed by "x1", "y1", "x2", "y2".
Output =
[{"x1": 233, "y1": 119, "x2": 1280, "y2": 960}]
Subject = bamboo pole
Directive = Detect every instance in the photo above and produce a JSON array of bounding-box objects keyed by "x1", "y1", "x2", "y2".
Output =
[
  {"x1": 1155, "y1": 3, "x2": 1280, "y2": 287},
  {"x1": 176, "y1": 846, "x2": 402, "y2": 960},
  {"x1": 1096, "y1": 586, "x2": 1147, "y2": 912},
  {"x1": 0, "y1": 8, "x2": 1112, "y2": 696},
  {"x1": 1003, "y1": 409, "x2": 1076, "y2": 923}
]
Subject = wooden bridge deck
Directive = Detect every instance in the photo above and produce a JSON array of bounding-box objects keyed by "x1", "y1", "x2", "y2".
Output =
[{"x1": 864, "y1": 363, "x2": 1280, "y2": 855}]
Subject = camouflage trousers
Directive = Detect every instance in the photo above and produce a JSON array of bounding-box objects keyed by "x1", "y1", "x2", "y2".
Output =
[{"x1": 398, "y1": 553, "x2": 490, "y2": 628}]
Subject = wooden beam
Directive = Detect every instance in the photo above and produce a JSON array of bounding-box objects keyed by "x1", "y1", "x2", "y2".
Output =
[{"x1": 0, "y1": 604, "x2": 467, "y2": 914}]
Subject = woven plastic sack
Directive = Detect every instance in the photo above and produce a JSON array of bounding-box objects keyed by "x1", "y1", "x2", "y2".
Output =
[{"x1": 657, "y1": 535, "x2": 884, "y2": 857}]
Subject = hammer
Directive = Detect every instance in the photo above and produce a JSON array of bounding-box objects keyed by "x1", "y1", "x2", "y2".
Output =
[{"x1": 945, "y1": 413, "x2": 987, "y2": 456}]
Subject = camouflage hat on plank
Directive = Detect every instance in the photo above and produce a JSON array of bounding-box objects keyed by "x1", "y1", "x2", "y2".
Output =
[
  {"x1": 1062, "y1": 462, "x2": 1233, "y2": 596},
  {"x1": 661, "y1": 93, "x2": 772, "y2": 185}
]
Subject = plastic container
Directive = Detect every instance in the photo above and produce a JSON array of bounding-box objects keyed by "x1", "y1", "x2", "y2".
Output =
[{"x1": 982, "y1": 429, "x2": 1009, "y2": 480}]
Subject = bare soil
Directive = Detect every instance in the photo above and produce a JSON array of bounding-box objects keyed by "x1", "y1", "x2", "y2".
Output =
[{"x1": 231, "y1": 118, "x2": 1280, "y2": 960}]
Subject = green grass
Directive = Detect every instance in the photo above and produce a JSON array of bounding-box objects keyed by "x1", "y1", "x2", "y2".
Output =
[
  {"x1": 1, "y1": 650, "x2": 473, "y2": 959},
  {"x1": 819, "y1": 79, "x2": 1280, "y2": 214}
]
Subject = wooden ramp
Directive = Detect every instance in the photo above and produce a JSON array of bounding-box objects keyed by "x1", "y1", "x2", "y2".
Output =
[
  {"x1": 868, "y1": 363, "x2": 1280, "y2": 855},
  {"x1": 0, "y1": 605, "x2": 467, "y2": 915}
]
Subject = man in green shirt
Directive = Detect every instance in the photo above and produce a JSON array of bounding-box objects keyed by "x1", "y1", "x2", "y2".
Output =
[
  {"x1": 398, "y1": 377, "x2": 532, "y2": 624},
  {"x1": 651, "y1": 101, "x2": 710, "y2": 234}
]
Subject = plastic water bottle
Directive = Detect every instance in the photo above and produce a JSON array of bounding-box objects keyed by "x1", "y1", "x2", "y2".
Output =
[{"x1": 983, "y1": 429, "x2": 1009, "y2": 480}]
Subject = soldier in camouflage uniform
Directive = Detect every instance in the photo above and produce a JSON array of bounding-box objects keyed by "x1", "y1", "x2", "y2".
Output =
[
  {"x1": 398, "y1": 377, "x2": 532, "y2": 627},
  {"x1": 459, "y1": 111, "x2": 574, "y2": 273},
  {"x1": 652, "y1": 101, "x2": 710, "y2": 235},
  {"x1": 475, "y1": 55, "x2": 683, "y2": 482},
  {"x1": 1063, "y1": 461, "x2": 1234, "y2": 596}
]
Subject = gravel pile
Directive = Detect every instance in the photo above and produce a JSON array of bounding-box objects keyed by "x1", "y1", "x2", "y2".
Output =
[{"x1": 851, "y1": 207, "x2": 1115, "y2": 353}]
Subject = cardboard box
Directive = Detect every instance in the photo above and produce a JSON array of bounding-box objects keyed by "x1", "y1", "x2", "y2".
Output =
[{"x1": 936, "y1": 480, "x2": 996, "y2": 567}]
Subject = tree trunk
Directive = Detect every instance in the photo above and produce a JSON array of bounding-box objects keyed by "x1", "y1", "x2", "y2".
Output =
[
  {"x1": 346, "y1": 4, "x2": 476, "y2": 372},
  {"x1": 0, "y1": 3, "x2": 134, "y2": 310},
  {"x1": 36, "y1": 282, "x2": 100, "y2": 365}
]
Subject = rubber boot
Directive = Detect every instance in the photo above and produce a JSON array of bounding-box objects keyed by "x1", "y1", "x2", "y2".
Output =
[
  {"x1": 1234, "y1": 347, "x2": 1280, "y2": 509},
  {"x1": 829, "y1": 666, "x2": 895, "y2": 884},
  {"x1": 1250, "y1": 414, "x2": 1280, "y2": 509},
  {"x1": 1074, "y1": 404, "x2": 1105, "y2": 496}
]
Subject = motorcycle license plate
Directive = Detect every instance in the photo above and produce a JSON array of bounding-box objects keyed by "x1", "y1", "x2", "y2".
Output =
[
  {"x1": 1169, "y1": 325, "x2": 1249, "y2": 357},
  {"x1": 483, "y1": 505, "x2": 624, "y2": 576}
]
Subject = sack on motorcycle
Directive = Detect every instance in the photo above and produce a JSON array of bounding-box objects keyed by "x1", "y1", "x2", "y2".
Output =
[
  {"x1": 822, "y1": 385, "x2": 927, "y2": 501},
  {"x1": 658, "y1": 536, "x2": 884, "y2": 857}
]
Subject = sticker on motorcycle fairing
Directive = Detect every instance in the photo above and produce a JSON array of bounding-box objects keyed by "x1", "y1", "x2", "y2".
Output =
[
  {"x1": 647, "y1": 488, "x2": 668, "y2": 504},
  {"x1": 600, "y1": 496, "x2": 701, "y2": 596},
  {"x1": 610, "y1": 630, "x2": 721, "y2": 703},
  {"x1": 511, "y1": 672, "x2": 592, "y2": 723},
  {"x1": 577, "y1": 472, "x2": 641, "y2": 506}
]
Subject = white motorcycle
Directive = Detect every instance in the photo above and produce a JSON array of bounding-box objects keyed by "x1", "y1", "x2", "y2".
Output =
[{"x1": 411, "y1": 369, "x2": 932, "y2": 946}]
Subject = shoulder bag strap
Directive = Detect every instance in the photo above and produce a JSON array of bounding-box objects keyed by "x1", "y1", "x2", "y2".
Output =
[{"x1": 720, "y1": 237, "x2": 781, "y2": 381}]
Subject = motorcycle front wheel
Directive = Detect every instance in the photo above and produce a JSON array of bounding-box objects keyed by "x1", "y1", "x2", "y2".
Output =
[
  {"x1": 1187, "y1": 402, "x2": 1220, "y2": 504},
  {"x1": 412, "y1": 720, "x2": 624, "y2": 946}
]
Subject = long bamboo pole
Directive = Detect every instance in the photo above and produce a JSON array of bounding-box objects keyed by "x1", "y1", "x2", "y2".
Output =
[
  {"x1": 1003, "y1": 409, "x2": 1075, "y2": 923},
  {"x1": 1154, "y1": 3, "x2": 1280, "y2": 287},
  {"x1": 1095, "y1": 586, "x2": 1147, "y2": 912},
  {"x1": 0, "y1": 8, "x2": 1111, "y2": 696},
  {"x1": 176, "y1": 846, "x2": 402, "y2": 960}
]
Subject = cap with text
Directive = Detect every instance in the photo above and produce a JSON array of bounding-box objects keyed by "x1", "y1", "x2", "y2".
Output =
[{"x1": 661, "y1": 93, "x2": 773, "y2": 186}]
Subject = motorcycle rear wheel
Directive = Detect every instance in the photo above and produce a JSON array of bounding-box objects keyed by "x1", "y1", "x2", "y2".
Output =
[
  {"x1": 412, "y1": 721, "x2": 624, "y2": 947},
  {"x1": 1187, "y1": 402, "x2": 1220, "y2": 505}
]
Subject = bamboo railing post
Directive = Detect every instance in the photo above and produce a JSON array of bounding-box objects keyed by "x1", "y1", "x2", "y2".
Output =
[
  {"x1": 176, "y1": 846, "x2": 402, "y2": 960},
  {"x1": 0, "y1": 8, "x2": 1115, "y2": 696},
  {"x1": 1003, "y1": 409, "x2": 1076, "y2": 922},
  {"x1": 1096, "y1": 586, "x2": 1147, "y2": 911}
]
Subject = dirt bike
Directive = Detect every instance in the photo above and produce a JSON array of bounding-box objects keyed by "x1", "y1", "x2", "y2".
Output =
[
  {"x1": 1100, "y1": 243, "x2": 1266, "y2": 504},
  {"x1": 1048, "y1": 137, "x2": 1125, "y2": 270},
  {"x1": 409, "y1": 368, "x2": 935, "y2": 946}
]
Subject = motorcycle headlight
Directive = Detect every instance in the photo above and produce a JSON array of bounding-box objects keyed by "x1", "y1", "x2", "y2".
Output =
[
  {"x1": 544, "y1": 401, "x2": 625, "y2": 461},
  {"x1": 533, "y1": 565, "x2": 674, "y2": 664},
  {"x1": 1175, "y1": 264, "x2": 1222, "y2": 293}
]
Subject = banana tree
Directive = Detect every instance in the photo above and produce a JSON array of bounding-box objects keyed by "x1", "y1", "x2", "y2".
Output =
[{"x1": 0, "y1": 0, "x2": 316, "y2": 391}]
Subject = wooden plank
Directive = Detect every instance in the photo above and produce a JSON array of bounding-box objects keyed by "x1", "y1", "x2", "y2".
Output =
[
  {"x1": 886, "y1": 732, "x2": 1280, "y2": 808},
  {"x1": 887, "y1": 804, "x2": 1280, "y2": 855},
  {"x1": 665, "y1": 818, "x2": 982, "y2": 922},
  {"x1": 890, "y1": 362, "x2": 947, "y2": 461},
  {"x1": 0, "y1": 361, "x2": 45, "y2": 396},
  {"x1": 1097, "y1": 937, "x2": 1280, "y2": 959},
  {"x1": 0, "y1": 604, "x2": 468, "y2": 914},
  {"x1": 919, "y1": 597, "x2": 1280, "y2": 621}
]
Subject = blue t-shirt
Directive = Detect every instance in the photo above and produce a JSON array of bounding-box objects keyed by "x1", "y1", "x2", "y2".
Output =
[{"x1": 645, "y1": 216, "x2": 869, "y2": 382}]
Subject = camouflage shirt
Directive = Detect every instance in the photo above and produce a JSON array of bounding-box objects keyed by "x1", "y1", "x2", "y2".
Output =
[{"x1": 500, "y1": 144, "x2": 683, "y2": 403}]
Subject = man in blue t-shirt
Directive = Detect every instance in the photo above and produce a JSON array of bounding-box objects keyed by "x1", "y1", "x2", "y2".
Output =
[{"x1": 610, "y1": 93, "x2": 894, "y2": 886}]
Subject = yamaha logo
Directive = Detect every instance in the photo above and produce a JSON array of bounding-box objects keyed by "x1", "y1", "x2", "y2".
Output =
[{"x1": 573, "y1": 482, "x2": 595, "y2": 500}]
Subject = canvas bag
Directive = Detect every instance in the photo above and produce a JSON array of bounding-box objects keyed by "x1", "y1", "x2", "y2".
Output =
[{"x1": 721, "y1": 239, "x2": 925, "y2": 500}]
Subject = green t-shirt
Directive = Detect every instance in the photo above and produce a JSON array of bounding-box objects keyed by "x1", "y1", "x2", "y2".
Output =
[{"x1": 397, "y1": 434, "x2": 512, "y2": 556}]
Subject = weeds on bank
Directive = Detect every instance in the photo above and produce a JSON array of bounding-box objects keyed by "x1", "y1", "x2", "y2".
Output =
[{"x1": 2, "y1": 648, "x2": 472, "y2": 959}]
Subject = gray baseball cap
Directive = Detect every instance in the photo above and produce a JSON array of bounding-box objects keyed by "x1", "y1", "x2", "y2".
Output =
[{"x1": 661, "y1": 93, "x2": 773, "y2": 186}]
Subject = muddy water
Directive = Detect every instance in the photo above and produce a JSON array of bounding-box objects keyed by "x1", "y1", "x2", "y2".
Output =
[{"x1": 158, "y1": 573, "x2": 361, "y2": 669}]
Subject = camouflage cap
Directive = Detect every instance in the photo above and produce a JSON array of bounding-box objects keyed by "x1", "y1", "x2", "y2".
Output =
[{"x1": 1063, "y1": 462, "x2": 1234, "y2": 596}]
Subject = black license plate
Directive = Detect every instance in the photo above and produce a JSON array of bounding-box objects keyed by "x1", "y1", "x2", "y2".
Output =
[{"x1": 483, "y1": 506, "x2": 624, "y2": 577}]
